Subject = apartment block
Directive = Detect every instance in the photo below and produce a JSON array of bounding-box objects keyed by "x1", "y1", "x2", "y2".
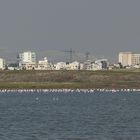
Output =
[
  {"x1": 132, "y1": 54, "x2": 140, "y2": 65},
  {"x1": 118, "y1": 52, "x2": 133, "y2": 66},
  {"x1": 119, "y1": 52, "x2": 140, "y2": 66},
  {"x1": 0, "y1": 58, "x2": 5, "y2": 70},
  {"x1": 18, "y1": 51, "x2": 36, "y2": 68}
]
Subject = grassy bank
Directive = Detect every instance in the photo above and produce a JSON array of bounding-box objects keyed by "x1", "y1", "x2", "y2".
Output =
[{"x1": 0, "y1": 70, "x2": 140, "y2": 89}]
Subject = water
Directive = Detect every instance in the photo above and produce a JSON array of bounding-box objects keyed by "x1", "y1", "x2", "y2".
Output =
[{"x1": 0, "y1": 92, "x2": 140, "y2": 140}]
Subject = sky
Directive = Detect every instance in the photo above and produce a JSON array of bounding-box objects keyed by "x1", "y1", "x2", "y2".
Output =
[{"x1": 0, "y1": 0, "x2": 140, "y2": 63}]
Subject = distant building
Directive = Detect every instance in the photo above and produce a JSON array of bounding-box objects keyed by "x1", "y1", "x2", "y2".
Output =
[
  {"x1": 18, "y1": 51, "x2": 36, "y2": 69},
  {"x1": 37, "y1": 57, "x2": 53, "y2": 70},
  {"x1": 118, "y1": 52, "x2": 132, "y2": 66},
  {"x1": 54, "y1": 61, "x2": 83, "y2": 70},
  {"x1": 91, "y1": 63, "x2": 101, "y2": 70},
  {"x1": 7, "y1": 63, "x2": 19, "y2": 70},
  {"x1": 119, "y1": 52, "x2": 140, "y2": 67},
  {"x1": 94, "y1": 59, "x2": 109, "y2": 70},
  {"x1": 55, "y1": 62, "x2": 67, "y2": 70},
  {"x1": 79, "y1": 63, "x2": 84, "y2": 70},
  {"x1": 132, "y1": 54, "x2": 140, "y2": 66},
  {"x1": 21, "y1": 63, "x2": 37, "y2": 70},
  {"x1": 83, "y1": 60, "x2": 92, "y2": 70},
  {"x1": 83, "y1": 59, "x2": 109, "y2": 71},
  {"x1": 0, "y1": 58, "x2": 5, "y2": 70},
  {"x1": 69, "y1": 61, "x2": 80, "y2": 70}
]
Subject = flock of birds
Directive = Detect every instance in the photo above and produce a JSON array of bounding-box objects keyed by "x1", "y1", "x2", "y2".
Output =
[{"x1": 0, "y1": 88, "x2": 140, "y2": 94}]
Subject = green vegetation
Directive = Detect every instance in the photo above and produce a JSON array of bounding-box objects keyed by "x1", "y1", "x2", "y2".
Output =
[{"x1": 0, "y1": 70, "x2": 140, "y2": 89}]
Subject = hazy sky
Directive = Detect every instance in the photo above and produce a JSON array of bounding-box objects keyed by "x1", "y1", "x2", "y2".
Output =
[{"x1": 0, "y1": 0, "x2": 140, "y2": 63}]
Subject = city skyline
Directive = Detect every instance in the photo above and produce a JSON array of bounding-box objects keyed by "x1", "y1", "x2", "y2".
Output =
[
  {"x1": 1, "y1": 50, "x2": 140, "y2": 70},
  {"x1": 0, "y1": 1, "x2": 140, "y2": 63}
]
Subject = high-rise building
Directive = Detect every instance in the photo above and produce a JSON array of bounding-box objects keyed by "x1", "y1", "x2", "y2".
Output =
[
  {"x1": 18, "y1": 51, "x2": 36, "y2": 68},
  {"x1": 118, "y1": 52, "x2": 140, "y2": 66},
  {"x1": 118, "y1": 52, "x2": 133, "y2": 66},
  {"x1": 0, "y1": 58, "x2": 5, "y2": 70},
  {"x1": 132, "y1": 54, "x2": 140, "y2": 65}
]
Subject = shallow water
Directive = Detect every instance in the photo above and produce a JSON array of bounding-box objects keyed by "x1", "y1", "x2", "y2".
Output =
[{"x1": 0, "y1": 92, "x2": 140, "y2": 140}]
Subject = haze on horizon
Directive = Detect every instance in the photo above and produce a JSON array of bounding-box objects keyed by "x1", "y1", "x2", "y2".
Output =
[{"x1": 0, "y1": 0, "x2": 140, "y2": 63}]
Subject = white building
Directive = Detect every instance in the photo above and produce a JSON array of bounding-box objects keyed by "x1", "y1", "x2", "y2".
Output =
[
  {"x1": 55, "y1": 62, "x2": 67, "y2": 70},
  {"x1": 91, "y1": 63, "x2": 101, "y2": 71},
  {"x1": 83, "y1": 60, "x2": 92, "y2": 70},
  {"x1": 54, "y1": 61, "x2": 82, "y2": 70},
  {"x1": 0, "y1": 58, "x2": 5, "y2": 70},
  {"x1": 69, "y1": 61, "x2": 80, "y2": 70},
  {"x1": 37, "y1": 57, "x2": 53, "y2": 70},
  {"x1": 79, "y1": 63, "x2": 84, "y2": 70},
  {"x1": 21, "y1": 63, "x2": 37, "y2": 70},
  {"x1": 83, "y1": 59, "x2": 109, "y2": 71},
  {"x1": 95, "y1": 59, "x2": 109, "y2": 69},
  {"x1": 132, "y1": 54, "x2": 140, "y2": 66},
  {"x1": 18, "y1": 51, "x2": 36, "y2": 69},
  {"x1": 119, "y1": 52, "x2": 140, "y2": 67},
  {"x1": 118, "y1": 52, "x2": 133, "y2": 66}
]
